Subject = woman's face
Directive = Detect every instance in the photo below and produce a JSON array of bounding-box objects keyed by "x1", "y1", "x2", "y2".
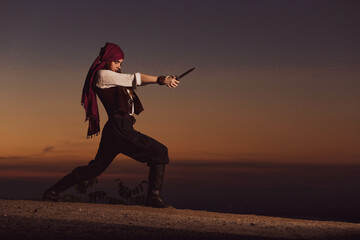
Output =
[{"x1": 106, "y1": 59, "x2": 123, "y2": 72}]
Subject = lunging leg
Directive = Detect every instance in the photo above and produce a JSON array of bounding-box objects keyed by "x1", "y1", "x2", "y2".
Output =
[{"x1": 145, "y1": 163, "x2": 169, "y2": 208}]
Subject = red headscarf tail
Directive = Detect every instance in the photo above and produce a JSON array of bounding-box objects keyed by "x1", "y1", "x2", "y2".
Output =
[{"x1": 81, "y1": 42, "x2": 125, "y2": 138}]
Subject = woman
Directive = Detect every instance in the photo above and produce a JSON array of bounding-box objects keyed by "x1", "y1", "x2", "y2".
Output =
[{"x1": 42, "y1": 42, "x2": 179, "y2": 208}]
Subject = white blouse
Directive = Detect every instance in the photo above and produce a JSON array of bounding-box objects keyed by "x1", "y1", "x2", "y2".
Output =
[
  {"x1": 95, "y1": 69, "x2": 142, "y2": 88},
  {"x1": 95, "y1": 70, "x2": 142, "y2": 115}
]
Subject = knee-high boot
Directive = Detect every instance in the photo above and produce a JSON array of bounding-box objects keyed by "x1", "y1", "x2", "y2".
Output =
[
  {"x1": 42, "y1": 172, "x2": 78, "y2": 201},
  {"x1": 145, "y1": 164, "x2": 169, "y2": 208}
]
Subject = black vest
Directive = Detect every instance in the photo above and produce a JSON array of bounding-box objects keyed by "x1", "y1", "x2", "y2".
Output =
[{"x1": 95, "y1": 86, "x2": 144, "y2": 117}]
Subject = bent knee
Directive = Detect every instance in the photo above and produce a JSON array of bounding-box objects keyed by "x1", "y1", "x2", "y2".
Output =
[
  {"x1": 157, "y1": 143, "x2": 168, "y2": 156},
  {"x1": 157, "y1": 144, "x2": 169, "y2": 163}
]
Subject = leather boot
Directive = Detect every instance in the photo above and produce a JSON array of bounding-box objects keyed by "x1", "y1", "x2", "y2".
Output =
[
  {"x1": 145, "y1": 164, "x2": 168, "y2": 208},
  {"x1": 42, "y1": 172, "x2": 78, "y2": 202}
]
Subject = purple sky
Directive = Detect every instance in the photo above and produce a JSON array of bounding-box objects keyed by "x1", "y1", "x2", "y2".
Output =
[{"x1": 1, "y1": 0, "x2": 359, "y2": 159}]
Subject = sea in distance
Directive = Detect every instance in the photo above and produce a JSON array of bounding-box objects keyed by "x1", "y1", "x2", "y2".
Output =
[{"x1": 1, "y1": 159, "x2": 360, "y2": 223}]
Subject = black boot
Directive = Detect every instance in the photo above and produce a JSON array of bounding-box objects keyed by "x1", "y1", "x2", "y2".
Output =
[
  {"x1": 145, "y1": 164, "x2": 169, "y2": 208},
  {"x1": 42, "y1": 172, "x2": 78, "y2": 202}
]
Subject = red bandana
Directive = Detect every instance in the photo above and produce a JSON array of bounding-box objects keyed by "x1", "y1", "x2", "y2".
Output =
[{"x1": 81, "y1": 42, "x2": 125, "y2": 138}]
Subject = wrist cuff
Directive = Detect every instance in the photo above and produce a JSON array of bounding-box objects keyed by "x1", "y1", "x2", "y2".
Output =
[{"x1": 157, "y1": 76, "x2": 166, "y2": 85}]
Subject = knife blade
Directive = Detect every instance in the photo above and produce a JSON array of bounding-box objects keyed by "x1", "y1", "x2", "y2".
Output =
[{"x1": 176, "y1": 67, "x2": 195, "y2": 80}]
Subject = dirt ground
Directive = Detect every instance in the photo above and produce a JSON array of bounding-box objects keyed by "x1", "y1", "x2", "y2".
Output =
[{"x1": 1, "y1": 199, "x2": 360, "y2": 240}]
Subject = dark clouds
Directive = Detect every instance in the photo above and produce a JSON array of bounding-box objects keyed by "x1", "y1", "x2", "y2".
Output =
[{"x1": 43, "y1": 146, "x2": 55, "y2": 153}]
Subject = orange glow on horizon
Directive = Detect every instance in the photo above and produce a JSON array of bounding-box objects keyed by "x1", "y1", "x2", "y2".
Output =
[{"x1": 1, "y1": 67, "x2": 359, "y2": 165}]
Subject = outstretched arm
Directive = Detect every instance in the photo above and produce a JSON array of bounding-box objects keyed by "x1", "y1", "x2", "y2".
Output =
[
  {"x1": 141, "y1": 74, "x2": 180, "y2": 88},
  {"x1": 95, "y1": 70, "x2": 180, "y2": 89}
]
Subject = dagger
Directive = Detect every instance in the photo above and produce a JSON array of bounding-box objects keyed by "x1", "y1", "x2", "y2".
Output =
[{"x1": 175, "y1": 67, "x2": 195, "y2": 80}]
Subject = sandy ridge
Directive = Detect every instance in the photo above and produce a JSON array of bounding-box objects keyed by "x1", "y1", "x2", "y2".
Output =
[{"x1": 1, "y1": 199, "x2": 360, "y2": 240}]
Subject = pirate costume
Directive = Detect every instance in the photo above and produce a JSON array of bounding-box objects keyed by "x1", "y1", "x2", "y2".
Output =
[{"x1": 42, "y1": 42, "x2": 170, "y2": 208}]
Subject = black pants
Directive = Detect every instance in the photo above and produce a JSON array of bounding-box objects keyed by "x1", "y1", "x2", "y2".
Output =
[{"x1": 72, "y1": 116, "x2": 169, "y2": 181}]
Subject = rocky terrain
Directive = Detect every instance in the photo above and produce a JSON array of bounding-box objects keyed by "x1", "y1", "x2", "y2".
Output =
[{"x1": 1, "y1": 199, "x2": 360, "y2": 240}]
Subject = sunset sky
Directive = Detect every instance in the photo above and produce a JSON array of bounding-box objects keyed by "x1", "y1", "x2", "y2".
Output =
[{"x1": 0, "y1": 0, "x2": 359, "y2": 182}]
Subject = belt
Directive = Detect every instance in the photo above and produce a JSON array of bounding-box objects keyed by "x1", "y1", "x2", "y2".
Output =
[
  {"x1": 109, "y1": 112, "x2": 128, "y2": 119},
  {"x1": 108, "y1": 113, "x2": 136, "y2": 124}
]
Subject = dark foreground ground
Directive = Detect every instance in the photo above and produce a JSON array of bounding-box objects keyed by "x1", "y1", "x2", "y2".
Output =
[{"x1": 1, "y1": 200, "x2": 360, "y2": 240}]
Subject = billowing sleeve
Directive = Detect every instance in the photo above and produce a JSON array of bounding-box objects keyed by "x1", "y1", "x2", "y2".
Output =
[{"x1": 95, "y1": 70, "x2": 142, "y2": 88}]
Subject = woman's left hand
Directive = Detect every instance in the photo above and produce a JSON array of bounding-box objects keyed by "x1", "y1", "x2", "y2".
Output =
[{"x1": 164, "y1": 75, "x2": 180, "y2": 88}]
